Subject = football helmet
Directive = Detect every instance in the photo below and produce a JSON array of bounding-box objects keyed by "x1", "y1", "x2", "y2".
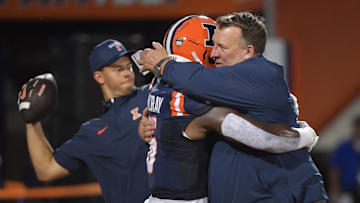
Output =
[{"x1": 163, "y1": 15, "x2": 216, "y2": 68}]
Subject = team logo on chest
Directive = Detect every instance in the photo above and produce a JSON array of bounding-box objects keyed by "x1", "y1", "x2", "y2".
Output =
[{"x1": 131, "y1": 107, "x2": 142, "y2": 120}]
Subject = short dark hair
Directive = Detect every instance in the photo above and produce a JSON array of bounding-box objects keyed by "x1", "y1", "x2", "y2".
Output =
[{"x1": 216, "y1": 12, "x2": 267, "y2": 55}]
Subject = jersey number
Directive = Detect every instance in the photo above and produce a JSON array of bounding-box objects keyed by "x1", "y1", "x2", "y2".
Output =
[
  {"x1": 146, "y1": 137, "x2": 158, "y2": 174},
  {"x1": 146, "y1": 116, "x2": 158, "y2": 174}
]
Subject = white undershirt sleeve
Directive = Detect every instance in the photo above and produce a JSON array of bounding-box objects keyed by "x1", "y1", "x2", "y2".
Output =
[{"x1": 221, "y1": 113, "x2": 316, "y2": 153}]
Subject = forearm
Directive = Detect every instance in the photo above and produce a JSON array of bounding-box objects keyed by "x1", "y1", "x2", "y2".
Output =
[
  {"x1": 26, "y1": 122, "x2": 56, "y2": 179},
  {"x1": 162, "y1": 61, "x2": 260, "y2": 109},
  {"x1": 221, "y1": 113, "x2": 313, "y2": 153},
  {"x1": 162, "y1": 61, "x2": 204, "y2": 94}
]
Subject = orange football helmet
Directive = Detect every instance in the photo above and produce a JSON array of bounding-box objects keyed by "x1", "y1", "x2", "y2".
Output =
[{"x1": 163, "y1": 15, "x2": 216, "y2": 68}]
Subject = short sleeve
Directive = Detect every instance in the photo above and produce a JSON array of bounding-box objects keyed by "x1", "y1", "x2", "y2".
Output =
[{"x1": 53, "y1": 137, "x2": 87, "y2": 172}]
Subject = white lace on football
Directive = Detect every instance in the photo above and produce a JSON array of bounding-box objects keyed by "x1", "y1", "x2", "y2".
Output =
[
  {"x1": 34, "y1": 73, "x2": 52, "y2": 80},
  {"x1": 19, "y1": 102, "x2": 30, "y2": 111}
]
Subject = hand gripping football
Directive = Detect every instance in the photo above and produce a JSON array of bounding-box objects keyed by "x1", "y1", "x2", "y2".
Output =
[{"x1": 17, "y1": 73, "x2": 58, "y2": 123}]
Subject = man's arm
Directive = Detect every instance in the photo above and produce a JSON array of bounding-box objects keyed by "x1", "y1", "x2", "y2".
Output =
[
  {"x1": 185, "y1": 107, "x2": 316, "y2": 153},
  {"x1": 26, "y1": 122, "x2": 69, "y2": 181},
  {"x1": 141, "y1": 42, "x2": 278, "y2": 111},
  {"x1": 18, "y1": 73, "x2": 70, "y2": 181}
]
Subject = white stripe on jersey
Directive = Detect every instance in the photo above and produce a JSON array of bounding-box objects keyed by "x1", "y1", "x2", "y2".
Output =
[{"x1": 173, "y1": 92, "x2": 184, "y2": 116}]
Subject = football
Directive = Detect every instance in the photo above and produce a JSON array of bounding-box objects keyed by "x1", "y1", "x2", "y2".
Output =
[{"x1": 18, "y1": 73, "x2": 58, "y2": 123}]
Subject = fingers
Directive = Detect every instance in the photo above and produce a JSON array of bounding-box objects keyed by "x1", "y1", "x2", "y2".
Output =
[
  {"x1": 140, "y1": 42, "x2": 169, "y2": 73},
  {"x1": 152, "y1": 41, "x2": 164, "y2": 50},
  {"x1": 142, "y1": 107, "x2": 149, "y2": 119},
  {"x1": 152, "y1": 41, "x2": 161, "y2": 48},
  {"x1": 144, "y1": 137, "x2": 153, "y2": 143},
  {"x1": 142, "y1": 119, "x2": 155, "y2": 134},
  {"x1": 290, "y1": 93, "x2": 299, "y2": 117},
  {"x1": 142, "y1": 122, "x2": 155, "y2": 143},
  {"x1": 152, "y1": 42, "x2": 167, "y2": 55},
  {"x1": 140, "y1": 48, "x2": 155, "y2": 73},
  {"x1": 297, "y1": 121, "x2": 309, "y2": 128},
  {"x1": 138, "y1": 109, "x2": 156, "y2": 143},
  {"x1": 139, "y1": 120, "x2": 155, "y2": 143}
]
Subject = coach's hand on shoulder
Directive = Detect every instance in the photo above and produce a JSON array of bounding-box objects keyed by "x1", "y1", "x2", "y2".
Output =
[
  {"x1": 141, "y1": 42, "x2": 168, "y2": 73},
  {"x1": 138, "y1": 107, "x2": 155, "y2": 143},
  {"x1": 18, "y1": 73, "x2": 58, "y2": 123}
]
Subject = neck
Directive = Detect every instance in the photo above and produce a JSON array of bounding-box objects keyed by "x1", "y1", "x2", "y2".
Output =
[
  {"x1": 102, "y1": 89, "x2": 133, "y2": 101},
  {"x1": 102, "y1": 90, "x2": 113, "y2": 101},
  {"x1": 100, "y1": 84, "x2": 134, "y2": 101}
]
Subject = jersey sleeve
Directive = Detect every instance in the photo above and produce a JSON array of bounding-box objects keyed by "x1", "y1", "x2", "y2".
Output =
[
  {"x1": 183, "y1": 96, "x2": 212, "y2": 116},
  {"x1": 162, "y1": 58, "x2": 288, "y2": 112},
  {"x1": 53, "y1": 132, "x2": 87, "y2": 172}
]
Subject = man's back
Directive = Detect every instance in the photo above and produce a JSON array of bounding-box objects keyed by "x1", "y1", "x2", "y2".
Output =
[
  {"x1": 147, "y1": 79, "x2": 212, "y2": 200},
  {"x1": 204, "y1": 57, "x2": 326, "y2": 202},
  {"x1": 158, "y1": 55, "x2": 327, "y2": 202}
]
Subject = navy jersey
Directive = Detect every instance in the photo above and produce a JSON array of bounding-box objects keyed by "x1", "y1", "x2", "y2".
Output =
[
  {"x1": 147, "y1": 78, "x2": 212, "y2": 200},
  {"x1": 162, "y1": 56, "x2": 328, "y2": 202},
  {"x1": 54, "y1": 86, "x2": 150, "y2": 203}
]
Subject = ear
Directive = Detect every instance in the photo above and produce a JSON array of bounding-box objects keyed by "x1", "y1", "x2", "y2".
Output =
[
  {"x1": 243, "y1": 44, "x2": 255, "y2": 60},
  {"x1": 93, "y1": 71, "x2": 105, "y2": 85}
]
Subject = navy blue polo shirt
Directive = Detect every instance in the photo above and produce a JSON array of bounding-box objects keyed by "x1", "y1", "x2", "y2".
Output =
[
  {"x1": 162, "y1": 56, "x2": 328, "y2": 202},
  {"x1": 54, "y1": 86, "x2": 150, "y2": 203}
]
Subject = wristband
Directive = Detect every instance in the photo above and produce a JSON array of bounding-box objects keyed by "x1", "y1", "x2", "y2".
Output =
[{"x1": 154, "y1": 57, "x2": 170, "y2": 77}]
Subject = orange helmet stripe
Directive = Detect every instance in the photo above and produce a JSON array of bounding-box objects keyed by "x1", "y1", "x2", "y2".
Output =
[{"x1": 165, "y1": 15, "x2": 197, "y2": 55}]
